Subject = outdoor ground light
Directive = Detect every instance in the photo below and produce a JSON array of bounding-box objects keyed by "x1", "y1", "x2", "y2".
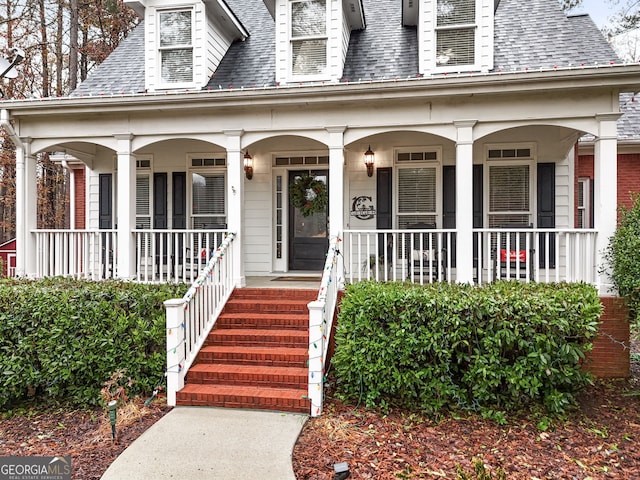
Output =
[
  {"x1": 363, "y1": 145, "x2": 375, "y2": 177},
  {"x1": 244, "y1": 151, "x2": 254, "y2": 180},
  {"x1": 334, "y1": 461, "x2": 350, "y2": 479},
  {"x1": 108, "y1": 400, "x2": 117, "y2": 441}
]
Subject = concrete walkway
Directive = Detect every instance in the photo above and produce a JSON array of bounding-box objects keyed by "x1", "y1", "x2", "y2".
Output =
[{"x1": 101, "y1": 407, "x2": 308, "y2": 480}]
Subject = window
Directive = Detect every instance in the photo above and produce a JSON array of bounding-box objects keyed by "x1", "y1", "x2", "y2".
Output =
[
  {"x1": 436, "y1": 0, "x2": 476, "y2": 67},
  {"x1": 136, "y1": 174, "x2": 151, "y2": 230},
  {"x1": 397, "y1": 167, "x2": 437, "y2": 229},
  {"x1": 577, "y1": 177, "x2": 592, "y2": 228},
  {"x1": 191, "y1": 172, "x2": 226, "y2": 228},
  {"x1": 488, "y1": 165, "x2": 530, "y2": 227},
  {"x1": 159, "y1": 9, "x2": 193, "y2": 84},
  {"x1": 290, "y1": 0, "x2": 327, "y2": 77}
]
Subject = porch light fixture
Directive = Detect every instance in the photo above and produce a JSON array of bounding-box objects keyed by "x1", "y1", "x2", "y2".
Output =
[
  {"x1": 363, "y1": 145, "x2": 375, "y2": 177},
  {"x1": 243, "y1": 151, "x2": 254, "y2": 180}
]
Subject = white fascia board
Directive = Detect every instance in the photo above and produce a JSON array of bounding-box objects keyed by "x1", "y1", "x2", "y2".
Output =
[
  {"x1": 6, "y1": 66, "x2": 640, "y2": 115},
  {"x1": 206, "y1": 0, "x2": 249, "y2": 40}
]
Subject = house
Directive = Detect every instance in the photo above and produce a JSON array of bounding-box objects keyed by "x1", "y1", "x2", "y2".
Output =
[
  {"x1": 0, "y1": 0, "x2": 638, "y2": 410},
  {"x1": 0, "y1": 238, "x2": 16, "y2": 277}
]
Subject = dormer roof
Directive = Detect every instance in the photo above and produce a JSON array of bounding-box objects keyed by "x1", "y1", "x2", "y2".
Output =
[{"x1": 73, "y1": 0, "x2": 620, "y2": 96}]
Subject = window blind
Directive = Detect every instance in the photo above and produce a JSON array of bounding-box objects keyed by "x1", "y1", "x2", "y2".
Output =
[
  {"x1": 192, "y1": 173, "x2": 226, "y2": 228},
  {"x1": 159, "y1": 10, "x2": 193, "y2": 83},
  {"x1": 436, "y1": 0, "x2": 476, "y2": 66},
  {"x1": 291, "y1": 0, "x2": 327, "y2": 75},
  {"x1": 136, "y1": 175, "x2": 151, "y2": 229},
  {"x1": 437, "y1": 0, "x2": 475, "y2": 26},
  {"x1": 489, "y1": 165, "x2": 530, "y2": 227}
]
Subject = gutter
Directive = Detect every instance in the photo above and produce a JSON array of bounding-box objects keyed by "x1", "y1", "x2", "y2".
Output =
[{"x1": 0, "y1": 109, "x2": 22, "y2": 149}]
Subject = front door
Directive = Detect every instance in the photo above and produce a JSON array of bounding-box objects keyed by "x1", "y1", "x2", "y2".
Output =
[{"x1": 288, "y1": 169, "x2": 329, "y2": 270}]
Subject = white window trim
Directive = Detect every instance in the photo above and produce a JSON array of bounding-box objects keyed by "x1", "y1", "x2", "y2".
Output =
[
  {"x1": 394, "y1": 147, "x2": 442, "y2": 229},
  {"x1": 432, "y1": 0, "x2": 481, "y2": 74},
  {"x1": 288, "y1": 0, "x2": 330, "y2": 83},
  {"x1": 485, "y1": 143, "x2": 537, "y2": 228},
  {"x1": 156, "y1": 7, "x2": 196, "y2": 90}
]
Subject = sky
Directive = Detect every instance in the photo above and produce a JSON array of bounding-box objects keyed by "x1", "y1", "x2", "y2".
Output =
[{"x1": 573, "y1": 0, "x2": 618, "y2": 28}]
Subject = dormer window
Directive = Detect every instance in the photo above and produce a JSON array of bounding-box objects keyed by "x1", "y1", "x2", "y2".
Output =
[
  {"x1": 159, "y1": 9, "x2": 194, "y2": 85},
  {"x1": 435, "y1": 0, "x2": 476, "y2": 67},
  {"x1": 290, "y1": 0, "x2": 328, "y2": 78}
]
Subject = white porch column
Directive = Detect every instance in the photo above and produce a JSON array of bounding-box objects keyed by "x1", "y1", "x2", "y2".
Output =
[
  {"x1": 327, "y1": 126, "x2": 346, "y2": 235},
  {"x1": 594, "y1": 113, "x2": 622, "y2": 295},
  {"x1": 327, "y1": 127, "x2": 346, "y2": 286},
  {"x1": 15, "y1": 138, "x2": 37, "y2": 277},
  {"x1": 115, "y1": 134, "x2": 136, "y2": 280},
  {"x1": 454, "y1": 120, "x2": 477, "y2": 284},
  {"x1": 225, "y1": 130, "x2": 246, "y2": 288}
]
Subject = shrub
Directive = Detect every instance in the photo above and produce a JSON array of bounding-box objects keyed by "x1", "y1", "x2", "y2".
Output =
[
  {"x1": 0, "y1": 278, "x2": 185, "y2": 408},
  {"x1": 604, "y1": 193, "x2": 640, "y2": 324},
  {"x1": 332, "y1": 281, "x2": 601, "y2": 418}
]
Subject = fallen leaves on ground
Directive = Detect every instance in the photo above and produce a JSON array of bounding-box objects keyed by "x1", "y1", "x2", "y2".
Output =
[
  {"x1": 292, "y1": 367, "x2": 640, "y2": 479},
  {"x1": 0, "y1": 398, "x2": 170, "y2": 480}
]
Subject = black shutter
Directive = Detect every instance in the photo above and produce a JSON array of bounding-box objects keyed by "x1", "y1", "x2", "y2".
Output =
[
  {"x1": 443, "y1": 166, "x2": 457, "y2": 267},
  {"x1": 473, "y1": 165, "x2": 483, "y2": 229},
  {"x1": 98, "y1": 174, "x2": 112, "y2": 229},
  {"x1": 172, "y1": 172, "x2": 186, "y2": 229},
  {"x1": 376, "y1": 167, "x2": 392, "y2": 257},
  {"x1": 537, "y1": 163, "x2": 556, "y2": 268},
  {"x1": 153, "y1": 173, "x2": 168, "y2": 229}
]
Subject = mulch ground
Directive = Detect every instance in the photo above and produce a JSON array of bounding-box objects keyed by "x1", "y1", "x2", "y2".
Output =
[{"x1": 1, "y1": 356, "x2": 638, "y2": 479}]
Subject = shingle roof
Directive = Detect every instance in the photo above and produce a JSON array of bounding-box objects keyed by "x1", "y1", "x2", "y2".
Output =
[
  {"x1": 73, "y1": 0, "x2": 620, "y2": 93},
  {"x1": 72, "y1": 25, "x2": 146, "y2": 96},
  {"x1": 493, "y1": 0, "x2": 619, "y2": 71},
  {"x1": 618, "y1": 93, "x2": 640, "y2": 140}
]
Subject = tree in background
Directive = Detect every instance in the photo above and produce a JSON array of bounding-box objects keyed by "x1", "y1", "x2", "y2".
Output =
[{"x1": 0, "y1": 0, "x2": 139, "y2": 243}]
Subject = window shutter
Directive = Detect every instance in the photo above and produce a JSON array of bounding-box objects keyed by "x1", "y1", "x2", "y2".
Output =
[
  {"x1": 173, "y1": 172, "x2": 186, "y2": 230},
  {"x1": 153, "y1": 173, "x2": 167, "y2": 229},
  {"x1": 99, "y1": 174, "x2": 112, "y2": 229},
  {"x1": 537, "y1": 163, "x2": 555, "y2": 268}
]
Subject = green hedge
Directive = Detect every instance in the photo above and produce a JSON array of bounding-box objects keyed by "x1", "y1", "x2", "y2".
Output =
[
  {"x1": 0, "y1": 278, "x2": 185, "y2": 408},
  {"x1": 332, "y1": 281, "x2": 601, "y2": 418}
]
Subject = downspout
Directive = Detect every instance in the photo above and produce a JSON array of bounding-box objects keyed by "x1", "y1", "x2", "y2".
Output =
[{"x1": 0, "y1": 109, "x2": 25, "y2": 277}]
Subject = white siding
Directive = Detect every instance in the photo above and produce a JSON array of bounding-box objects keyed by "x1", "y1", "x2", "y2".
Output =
[
  {"x1": 143, "y1": 1, "x2": 233, "y2": 91},
  {"x1": 243, "y1": 168, "x2": 273, "y2": 275}
]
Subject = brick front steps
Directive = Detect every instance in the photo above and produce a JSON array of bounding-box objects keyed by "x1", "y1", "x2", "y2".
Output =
[{"x1": 176, "y1": 288, "x2": 317, "y2": 413}]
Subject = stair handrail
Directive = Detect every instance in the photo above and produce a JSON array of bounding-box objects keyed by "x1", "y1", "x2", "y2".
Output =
[
  {"x1": 164, "y1": 232, "x2": 236, "y2": 406},
  {"x1": 307, "y1": 233, "x2": 342, "y2": 417}
]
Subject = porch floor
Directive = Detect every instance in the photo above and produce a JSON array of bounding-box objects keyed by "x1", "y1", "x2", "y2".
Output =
[{"x1": 245, "y1": 273, "x2": 322, "y2": 289}]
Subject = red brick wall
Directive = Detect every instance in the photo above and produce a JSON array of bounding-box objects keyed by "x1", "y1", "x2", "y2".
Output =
[
  {"x1": 74, "y1": 168, "x2": 86, "y2": 229},
  {"x1": 586, "y1": 297, "x2": 630, "y2": 378},
  {"x1": 575, "y1": 153, "x2": 640, "y2": 226}
]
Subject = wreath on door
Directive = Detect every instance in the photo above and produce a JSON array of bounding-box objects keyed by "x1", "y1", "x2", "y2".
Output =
[{"x1": 289, "y1": 174, "x2": 328, "y2": 217}]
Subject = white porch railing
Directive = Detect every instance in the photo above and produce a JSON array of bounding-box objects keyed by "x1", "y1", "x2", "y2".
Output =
[
  {"x1": 473, "y1": 228, "x2": 598, "y2": 284},
  {"x1": 164, "y1": 232, "x2": 236, "y2": 406},
  {"x1": 344, "y1": 229, "x2": 456, "y2": 285},
  {"x1": 34, "y1": 229, "x2": 117, "y2": 279},
  {"x1": 343, "y1": 228, "x2": 598, "y2": 286},
  {"x1": 307, "y1": 234, "x2": 342, "y2": 417},
  {"x1": 134, "y1": 229, "x2": 228, "y2": 283},
  {"x1": 32, "y1": 229, "x2": 227, "y2": 282}
]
